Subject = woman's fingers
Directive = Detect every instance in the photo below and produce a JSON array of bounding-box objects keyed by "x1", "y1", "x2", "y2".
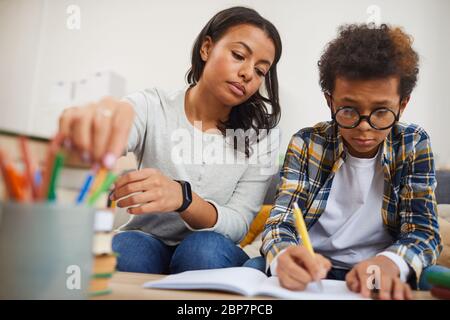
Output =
[
  {"x1": 127, "y1": 201, "x2": 161, "y2": 214},
  {"x1": 113, "y1": 180, "x2": 148, "y2": 200},
  {"x1": 71, "y1": 105, "x2": 95, "y2": 161},
  {"x1": 57, "y1": 98, "x2": 135, "y2": 167},
  {"x1": 116, "y1": 190, "x2": 159, "y2": 208},
  {"x1": 92, "y1": 104, "x2": 114, "y2": 163},
  {"x1": 103, "y1": 101, "x2": 135, "y2": 168},
  {"x1": 59, "y1": 107, "x2": 79, "y2": 141},
  {"x1": 113, "y1": 168, "x2": 158, "y2": 190},
  {"x1": 113, "y1": 171, "x2": 162, "y2": 200}
]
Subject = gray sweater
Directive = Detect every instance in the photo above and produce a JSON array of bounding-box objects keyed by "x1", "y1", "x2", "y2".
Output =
[{"x1": 118, "y1": 87, "x2": 280, "y2": 245}]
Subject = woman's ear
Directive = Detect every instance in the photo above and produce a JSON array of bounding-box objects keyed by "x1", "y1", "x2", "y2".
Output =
[{"x1": 200, "y1": 36, "x2": 213, "y2": 62}]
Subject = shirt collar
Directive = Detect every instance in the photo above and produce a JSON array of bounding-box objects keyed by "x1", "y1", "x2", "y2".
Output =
[{"x1": 327, "y1": 120, "x2": 397, "y2": 167}]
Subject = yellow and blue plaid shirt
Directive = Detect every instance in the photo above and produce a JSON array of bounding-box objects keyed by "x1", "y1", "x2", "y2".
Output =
[{"x1": 261, "y1": 121, "x2": 442, "y2": 283}]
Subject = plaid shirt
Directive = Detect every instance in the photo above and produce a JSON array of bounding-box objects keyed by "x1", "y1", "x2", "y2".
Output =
[{"x1": 261, "y1": 121, "x2": 442, "y2": 284}]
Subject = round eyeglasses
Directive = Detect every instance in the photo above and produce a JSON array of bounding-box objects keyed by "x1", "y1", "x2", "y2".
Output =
[{"x1": 332, "y1": 106, "x2": 400, "y2": 130}]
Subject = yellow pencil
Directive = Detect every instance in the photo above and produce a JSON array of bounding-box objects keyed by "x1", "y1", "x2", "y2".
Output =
[{"x1": 293, "y1": 202, "x2": 324, "y2": 291}]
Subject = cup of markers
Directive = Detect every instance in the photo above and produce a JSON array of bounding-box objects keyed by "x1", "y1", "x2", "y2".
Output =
[{"x1": 0, "y1": 137, "x2": 118, "y2": 299}]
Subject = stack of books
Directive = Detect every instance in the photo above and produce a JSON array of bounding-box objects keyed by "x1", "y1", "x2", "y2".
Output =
[
  {"x1": 90, "y1": 209, "x2": 117, "y2": 297},
  {"x1": 426, "y1": 268, "x2": 450, "y2": 300}
]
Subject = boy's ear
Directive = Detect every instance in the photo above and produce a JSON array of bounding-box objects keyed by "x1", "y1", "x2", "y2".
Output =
[
  {"x1": 399, "y1": 96, "x2": 410, "y2": 116},
  {"x1": 200, "y1": 36, "x2": 213, "y2": 62},
  {"x1": 324, "y1": 93, "x2": 332, "y2": 110}
]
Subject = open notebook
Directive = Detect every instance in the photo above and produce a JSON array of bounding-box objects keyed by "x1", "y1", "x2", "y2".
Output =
[{"x1": 143, "y1": 267, "x2": 367, "y2": 300}]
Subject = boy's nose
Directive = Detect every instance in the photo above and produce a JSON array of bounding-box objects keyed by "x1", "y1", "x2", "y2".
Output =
[{"x1": 356, "y1": 116, "x2": 372, "y2": 130}]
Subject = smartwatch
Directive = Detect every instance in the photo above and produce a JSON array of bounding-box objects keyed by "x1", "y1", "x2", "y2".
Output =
[{"x1": 174, "y1": 180, "x2": 192, "y2": 212}]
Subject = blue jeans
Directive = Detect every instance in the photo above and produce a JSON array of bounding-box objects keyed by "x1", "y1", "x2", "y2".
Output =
[
  {"x1": 243, "y1": 256, "x2": 448, "y2": 290},
  {"x1": 112, "y1": 230, "x2": 250, "y2": 274}
]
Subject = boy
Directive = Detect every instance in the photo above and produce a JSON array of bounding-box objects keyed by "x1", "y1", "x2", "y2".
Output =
[{"x1": 261, "y1": 24, "x2": 442, "y2": 300}]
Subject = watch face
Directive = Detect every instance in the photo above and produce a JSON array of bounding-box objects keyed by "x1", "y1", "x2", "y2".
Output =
[
  {"x1": 185, "y1": 181, "x2": 192, "y2": 201},
  {"x1": 176, "y1": 180, "x2": 192, "y2": 212}
]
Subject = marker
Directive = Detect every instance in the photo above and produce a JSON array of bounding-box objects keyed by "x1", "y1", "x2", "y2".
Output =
[
  {"x1": 6, "y1": 165, "x2": 26, "y2": 202},
  {"x1": 88, "y1": 172, "x2": 118, "y2": 207},
  {"x1": 0, "y1": 149, "x2": 26, "y2": 202},
  {"x1": 47, "y1": 152, "x2": 65, "y2": 201},
  {"x1": 76, "y1": 173, "x2": 94, "y2": 205},
  {"x1": 34, "y1": 169, "x2": 42, "y2": 189},
  {"x1": 0, "y1": 149, "x2": 12, "y2": 197},
  {"x1": 39, "y1": 134, "x2": 63, "y2": 200},
  {"x1": 19, "y1": 136, "x2": 37, "y2": 200},
  {"x1": 89, "y1": 168, "x2": 107, "y2": 196}
]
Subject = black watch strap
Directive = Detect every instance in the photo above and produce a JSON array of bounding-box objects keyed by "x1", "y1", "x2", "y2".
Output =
[{"x1": 174, "y1": 180, "x2": 192, "y2": 212}]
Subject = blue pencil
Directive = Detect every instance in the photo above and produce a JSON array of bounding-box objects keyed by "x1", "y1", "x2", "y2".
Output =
[
  {"x1": 34, "y1": 169, "x2": 42, "y2": 188},
  {"x1": 76, "y1": 173, "x2": 94, "y2": 205}
]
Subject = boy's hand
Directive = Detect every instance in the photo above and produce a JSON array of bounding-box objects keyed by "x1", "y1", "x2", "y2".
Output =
[
  {"x1": 277, "y1": 245, "x2": 332, "y2": 291},
  {"x1": 345, "y1": 255, "x2": 413, "y2": 300},
  {"x1": 111, "y1": 168, "x2": 183, "y2": 214},
  {"x1": 58, "y1": 97, "x2": 135, "y2": 168}
]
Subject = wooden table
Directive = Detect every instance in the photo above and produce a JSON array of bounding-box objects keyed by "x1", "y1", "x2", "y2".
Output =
[{"x1": 93, "y1": 272, "x2": 436, "y2": 300}]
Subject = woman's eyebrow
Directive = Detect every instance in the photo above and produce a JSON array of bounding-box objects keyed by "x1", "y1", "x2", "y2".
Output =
[{"x1": 232, "y1": 41, "x2": 271, "y2": 66}]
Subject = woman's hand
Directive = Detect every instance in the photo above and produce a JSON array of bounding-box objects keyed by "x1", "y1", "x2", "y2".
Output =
[
  {"x1": 111, "y1": 168, "x2": 183, "y2": 214},
  {"x1": 58, "y1": 97, "x2": 135, "y2": 168}
]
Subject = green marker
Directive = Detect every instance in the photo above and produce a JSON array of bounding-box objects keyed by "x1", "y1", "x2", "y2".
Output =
[
  {"x1": 47, "y1": 152, "x2": 65, "y2": 202},
  {"x1": 87, "y1": 171, "x2": 117, "y2": 207},
  {"x1": 426, "y1": 270, "x2": 450, "y2": 289}
]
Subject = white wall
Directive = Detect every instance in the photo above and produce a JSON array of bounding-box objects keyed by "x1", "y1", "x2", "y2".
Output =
[
  {"x1": 1, "y1": 0, "x2": 449, "y2": 167},
  {"x1": 0, "y1": 0, "x2": 44, "y2": 133}
]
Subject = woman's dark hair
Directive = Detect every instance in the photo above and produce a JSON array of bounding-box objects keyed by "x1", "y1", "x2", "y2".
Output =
[
  {"x1": 186, "y1": 6, "x2": 282, "y2": 157},
  {"x1": 318, "y1": 23, "x2": 419, "y2": 100}
]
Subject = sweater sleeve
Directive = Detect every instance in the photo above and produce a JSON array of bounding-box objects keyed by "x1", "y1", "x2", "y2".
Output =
[{"x1": 121, "y1": 88, "x2": 160, "y2": 155}]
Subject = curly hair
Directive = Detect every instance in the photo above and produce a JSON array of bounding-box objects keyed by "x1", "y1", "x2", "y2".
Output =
[{"x1": 318, "y1": 23, "x2": 419, "y2": 99}]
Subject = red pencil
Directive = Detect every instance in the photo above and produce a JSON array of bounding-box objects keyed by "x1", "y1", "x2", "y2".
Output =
[
  {"x1": 19, "y1": 136, "x2": 37, "y2": 200},
  {"x1": 0, "y1": 148, "x2": 12, "y2": 199},
  {"x1": 38, "y1": 133, "x2": 64, "y2": 201}
]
